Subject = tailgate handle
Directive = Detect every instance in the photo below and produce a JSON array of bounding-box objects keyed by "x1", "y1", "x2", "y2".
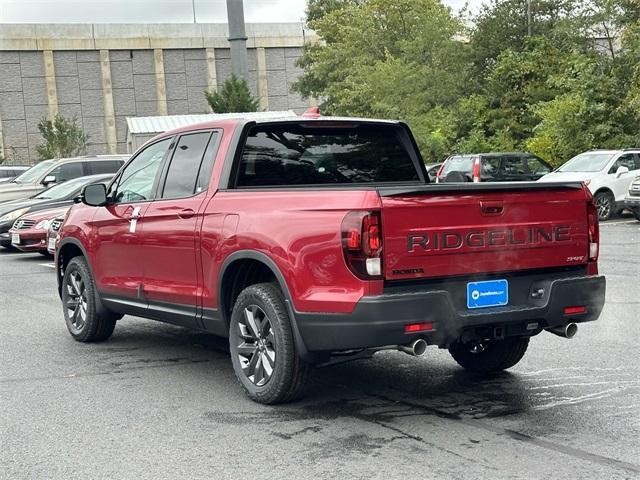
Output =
[{"x1": 480, "y1": 201, "x2": 504, "y2": 215}]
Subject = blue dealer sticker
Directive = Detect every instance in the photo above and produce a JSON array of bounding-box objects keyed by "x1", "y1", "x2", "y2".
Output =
[{"x1": 467, "y1": 279, "x2": 509, "y2": 309}]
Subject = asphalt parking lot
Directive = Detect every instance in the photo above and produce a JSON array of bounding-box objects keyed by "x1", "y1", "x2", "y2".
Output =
[{"x1": 1, "y1": 218, "x2": 639, "y2": 479}]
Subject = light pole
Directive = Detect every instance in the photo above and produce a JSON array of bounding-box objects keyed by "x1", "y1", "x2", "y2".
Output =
[
  {"x1": 226, "y1": 0, "x2": 249, "y2": 81},
  {"x1": 191, "y1": 0, "x2": 196, "y2": 23}
]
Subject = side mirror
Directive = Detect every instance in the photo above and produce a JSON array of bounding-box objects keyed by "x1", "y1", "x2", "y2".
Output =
[
  {"x1": 616, "y1": 166, "x2": 629, "y2": 178},
  {"x1": 42, "y1": 175, "x2": 56, "y2": 186},
  {"x1": 81, "y1": 183, "x2": 108, "y2": 207}
]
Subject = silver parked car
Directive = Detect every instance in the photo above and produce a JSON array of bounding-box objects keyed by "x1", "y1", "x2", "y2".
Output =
[{"x1": 0, "y1": 155, "x2": 127, "y2": 203}]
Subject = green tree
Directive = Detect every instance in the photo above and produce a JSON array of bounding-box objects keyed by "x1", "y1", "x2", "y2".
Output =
[
  {"x1": 36, "y1": 114, "x2": 88, "y2": 160},
  {"x1": 205, "y1": 75, "x2": 259, "y2": 113},
  {"x1": 294, "y1": 0, "x2": 467, "y2": 158}
]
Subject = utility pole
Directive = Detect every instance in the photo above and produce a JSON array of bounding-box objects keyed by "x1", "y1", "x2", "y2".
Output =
[
  {"x1": 527, "y1": 0, "x2": 532, "y2": 36},
  {"x1": 226, "y1": 0, "x2": 249, "y2": 81}
]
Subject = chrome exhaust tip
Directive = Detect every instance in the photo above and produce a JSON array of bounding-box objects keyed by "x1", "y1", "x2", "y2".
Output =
[
  {"x1": 398, "y1": 339, "x2": 428, "y2": 356},
  {"x1": 547, "y1": 323, "x2": 578, "y2": 339}
]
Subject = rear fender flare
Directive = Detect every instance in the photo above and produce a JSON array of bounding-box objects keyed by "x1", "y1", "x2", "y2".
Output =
[{"x1": 218, "y1": 250, "x2": 313, "y2": 361}]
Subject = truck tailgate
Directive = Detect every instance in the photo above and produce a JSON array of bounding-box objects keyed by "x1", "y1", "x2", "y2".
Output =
[{"x1": 379, "y1": 183, "x2": 589, "y2": 281}]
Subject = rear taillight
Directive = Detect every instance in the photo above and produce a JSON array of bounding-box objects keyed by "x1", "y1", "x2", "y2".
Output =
[
  {"x1": 585, "y1": 185, "x2": 599, "y2": 273},
  {"x1": 472, "y1": 156, "x2": 481, "y2": 183},
  {"x1": 341, "y1": 211, "x2": 383, "y2": 279},
  {"x1": 435, "y1": 163, "x2": 445, "y2": 183}
]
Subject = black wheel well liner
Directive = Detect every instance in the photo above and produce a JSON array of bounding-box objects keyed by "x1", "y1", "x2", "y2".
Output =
[
  {"x1": 593, "y1": 187, "x2": 614, "y2": 197},
  {"x1": 56, "y1": 238, "x2": 89, "y2": 297},
  {"x1": 218, "y1": 250, "x2": 312, "y2": 359}
]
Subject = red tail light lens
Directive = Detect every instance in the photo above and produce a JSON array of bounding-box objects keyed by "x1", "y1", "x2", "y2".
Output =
[
  {"x1": 341, "y1": 211, "x2": 382, "y2": 279},
  {"x1": 472, "y1": 156, "x2": 481, "y2": 182}
]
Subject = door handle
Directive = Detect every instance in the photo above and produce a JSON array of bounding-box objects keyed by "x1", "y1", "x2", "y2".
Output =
[
  {"x1": 480, "y1": 201, "x2": 504, "y2": 215},
  {"x1": 124, "y1": 206, "x2": 142, "y2": 220},
  {"x1": 178, "y1": 208, "x2": 195, "y2": 219}
]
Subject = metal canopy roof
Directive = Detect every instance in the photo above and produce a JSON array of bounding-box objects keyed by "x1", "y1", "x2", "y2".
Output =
[{"x1": 126, "y1": 111, "x2": 297, "y2": 135}]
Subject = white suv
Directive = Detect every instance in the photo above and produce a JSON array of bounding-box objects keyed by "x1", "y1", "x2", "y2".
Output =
[{"x1": 538, "y1": 149, "x2": 640, "y2": 220}]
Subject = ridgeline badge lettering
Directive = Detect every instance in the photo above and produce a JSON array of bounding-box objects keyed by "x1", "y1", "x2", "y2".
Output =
[{"x1": 407, "y1": 225, "x2": 571, "y2": 252}]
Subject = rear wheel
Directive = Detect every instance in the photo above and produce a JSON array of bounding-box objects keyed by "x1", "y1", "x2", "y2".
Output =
[
  {"x1": 229, "y1": 283, "x2": 309, "y2": 404},
  {"x1": 61, "y1": 256, "x2": 118, "y2": 342},
  {"x1": 449, "y1": 337, "x2": 529, "y2": 374},
  {"x1": 594, "y1": 191, "x2": 614, "y2": 221}
]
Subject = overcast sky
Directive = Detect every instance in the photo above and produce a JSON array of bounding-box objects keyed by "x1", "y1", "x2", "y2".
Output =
[{"x1": 0, "y1": 0, "x2": 480, "y2": 23}]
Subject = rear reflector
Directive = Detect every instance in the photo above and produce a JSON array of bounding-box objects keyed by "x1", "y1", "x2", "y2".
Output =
[
  {"x1": 564, "y1": 306, "x2": 586, "y2": 315},
  {"x1": 404, "y1": 322, "x2": 434, "y2": 333}
]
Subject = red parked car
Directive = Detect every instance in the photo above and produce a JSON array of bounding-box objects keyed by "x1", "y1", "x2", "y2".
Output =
[
  {"x1": 10, "y1": 206, "x2": 70, "y2": 255},
  {"x1": 55, "y1": 117, "x2": 605, "y2": 404}
]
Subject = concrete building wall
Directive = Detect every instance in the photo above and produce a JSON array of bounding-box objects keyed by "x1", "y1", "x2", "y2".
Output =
[{"x1": 0, "y1": 23, "x2": 317, "y2": 163}]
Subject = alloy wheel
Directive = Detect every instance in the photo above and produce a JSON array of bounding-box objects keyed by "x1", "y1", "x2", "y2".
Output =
[
  {"x1": 65, "y1": 270, "x2": 88, "y2": 331},
  {"x1": 235, "y1": 305, "x2": 276, "y2": 386},
  {"x1": 595, "y1": 194, "x2": 611, "y2": 220}
]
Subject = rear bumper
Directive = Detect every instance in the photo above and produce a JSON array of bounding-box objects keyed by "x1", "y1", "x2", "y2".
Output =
[
  {"x1": 624, "y1": 196, "x2": 640, "y2": 211},
  {"x1": 295, "y1": 274, "x2": 606, "y2": 352}
]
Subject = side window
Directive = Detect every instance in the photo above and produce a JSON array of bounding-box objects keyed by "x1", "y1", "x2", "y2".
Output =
[
  {"x1": 502, "y1": 156, "x2": 527, "y2": 175},
  {"x1": 195, "y1": 131, "x2": 221, "y2": 193},
  {"x1": 481, "y1": 157, "x2": 501, "y2": 177},
  {"x1": 49, "y1": 162, "x2": 84, "y2": 182},
  {"x1": 526, "y1": 156, "x2": 552, "y2": 176},
  {"x1": 608, "y1": 154, "x2": 635, "y2": 174},
  {"x1": 86, "y1": 160, "x2": 124, "y2": 175},
  {"x1": 114, "y1": 138, "x2": 172, "y2": 203},
  {"x1": 161, "y1": 131, "x2": 212, "y2": 199}
]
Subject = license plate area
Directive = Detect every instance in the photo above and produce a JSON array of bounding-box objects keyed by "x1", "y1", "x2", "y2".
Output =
[
  {"x1": 11, "y1": 233, "x2": 20, "y2": 245},
  {"x1": 48, "y1": 236, "x2": 57, "y2": 251},
  {"x1": 467, "y1": 279, "x2": 508, "y2": 309}
]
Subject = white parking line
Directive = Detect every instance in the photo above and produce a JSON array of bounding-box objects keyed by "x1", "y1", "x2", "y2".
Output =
[
  {"x1": 39, "y1": 263, "x2": 56, "y2": 269},
  {"x1": 602, "y1": 220, "x2": 637, "y2": 225}
]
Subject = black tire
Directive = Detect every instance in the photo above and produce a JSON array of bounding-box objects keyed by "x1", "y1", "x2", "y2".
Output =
[
  {"x1": 594, "y1": 191, "x2": 615, "y2": 221},
  {"x1": 449, "y1": 337, "x2": 529, "y2": 374},
  {"x1": 229, "y1": 283, "x2": 310, "y2": 404},
  {"x1": 61, "y1": 256, "x2": 117, "y2": 342}
]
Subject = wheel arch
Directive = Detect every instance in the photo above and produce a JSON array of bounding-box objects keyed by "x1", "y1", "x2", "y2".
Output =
[
  {"x1": 218, "y1": 250, "x2": 312, "y2": 360},
  {"x1": 56, "y1": 238, "x2": 90, "y2": 297}
]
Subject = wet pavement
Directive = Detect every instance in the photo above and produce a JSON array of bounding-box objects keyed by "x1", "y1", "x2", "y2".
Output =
[{"x1": 1, "y1": 218, "x2": 639, "y2": 479}]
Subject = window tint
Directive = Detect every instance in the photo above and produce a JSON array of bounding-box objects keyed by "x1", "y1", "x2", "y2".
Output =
[
  {"x1": 162, "y1": 132, "x2": 212, "y2": 199},
  {"x1": 87, "y1": 160, "x2": 124, "y2": 175},
  {"x1": 503, "y1": 156, "x2": 528, "y2": 176},
  {"x1": 481, "y1": 156, "x2": 502, "y2": 177},
  {"x1": 49, "y1": 162, "x2": 84, "y2": 182},
  {"x1": 526, "y1": 156, "x2": 552, "y2": 175},
  {"x1": 236, "y1": 124, "x2": 420, "y2": 187},
  {"x1": 114, "y1": 138, "x2": 171, "y2": 203},
  {"x1": 195, "y1": 131, "x2": 220, "y2": 193}
]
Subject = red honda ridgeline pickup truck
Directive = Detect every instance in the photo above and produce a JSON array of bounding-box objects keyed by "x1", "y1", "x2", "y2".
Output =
[{"x1": 55, "y1": 117, "x2": 605, "y2": 404}]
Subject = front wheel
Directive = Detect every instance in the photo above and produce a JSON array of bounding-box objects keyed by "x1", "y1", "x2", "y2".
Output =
[
  {"x1": 449, "y1": 337, "x2": 529, "y2": 374},
  {"x1": 229, "y1": 283, "x2": 310, "y2": 404},
  {"x1": 594, "y1": 191, "x2": 615, "y2": 221},
  {"x1": 61, "y1": 256, "x2": 118, "y2": 342}
]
